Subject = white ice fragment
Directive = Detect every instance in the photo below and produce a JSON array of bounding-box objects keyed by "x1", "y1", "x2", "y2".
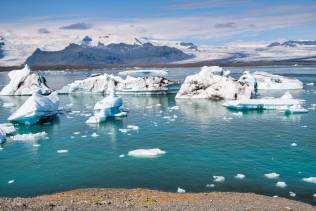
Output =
[
  {"x1": 169, "y1": 106, "x2": 179, "y2": 110},
  {"x1": 276, "y1": 181, "x2": 287, "y2": 188},
  {"x1": 206, "y1": 184, "x2": 215, "y2": 188},
  {"x1": 81, "y1": 135, "x2": 87, "y2": 138},
  {"x1": 232, "y1": 112, "x2": 243, "y2": 116},
  {"x1": 177, "y1": 187, "x2": 186, "y2": 193},
  {"x1": 306, "y1": 83, "x2": 314, "y2": 86},
  {"x1": 128, "y1": 148, "x2": 166, "y2": 158},
  {"x1": 291, "y1": 143, "x2": 297, "y2": 147},
  {"x1": 127, "y1": 125, "x2": 139, "y2": 130},
  {"x1": 235, "y1": 174, "x2": 246, "y2": 179},
  {"x1": 313, "y1": 193, "x2": 316, "y2": 198},
  {"x1": 8, "y1": 180, "x2": 15, "y2": 184},
  {"x1": 91, "y1": 132, "x2": 99, "y2": 137},
  {"x1": 119, "y1": 154, "x2": 125, "y2": 158},
  {"x1": 3, "y1": 102, "x2": 15, "y2": 108},
  {"x1": 289, "y1": 192, "x2": 296, "y2": 197},
  {"x1": 119, "y1": 129, "x2": 129, "y2": 133},
  {"x1": 302, "y1": 177, "x2": 316, "y2": 184},
  {"x1": 264, "y1": 172, "x2": 280, "y2": 179},
  {"x1": 73, "y1": 132, "x2": 80, "y2": 135},
  {"x1": 301, "y1": 125, "x2": 308, "y2": 128},
  {"x1": 9, "y1": 132, "x2": 47, "y2": 141},
  {"x1": 213, "y1": 176, "x2": 225, "y2": 182},
  {"x1": 33, "y1": 144, "x2": 40, "y2": 147},
  {"x1": 57, "y1": 149, "x2": 68, "y2": 154}
]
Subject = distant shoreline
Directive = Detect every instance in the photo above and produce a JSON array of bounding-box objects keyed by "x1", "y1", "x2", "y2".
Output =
[
  {"x1": 0, "y1": 188, "x2": 315, "y2": 210},
  {"x1": 0, "y1": 60, "x2": 316, "y2": 72}
]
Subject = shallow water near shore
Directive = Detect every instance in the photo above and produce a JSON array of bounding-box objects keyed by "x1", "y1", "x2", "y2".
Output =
[{"x1": 0, "y1": 65, "x2": 316, "y2": 205}]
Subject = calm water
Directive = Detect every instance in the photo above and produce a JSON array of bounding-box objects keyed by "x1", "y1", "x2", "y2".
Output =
[{"x1": 0, "y1": 66, "x2": 316, "y2": 205}]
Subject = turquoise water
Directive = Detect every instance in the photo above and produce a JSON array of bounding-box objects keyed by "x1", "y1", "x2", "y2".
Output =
[{"x1": 0, "y1": 66, "x2": 316, "y2": 205}]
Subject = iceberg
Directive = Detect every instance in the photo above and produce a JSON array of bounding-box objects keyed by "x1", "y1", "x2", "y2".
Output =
[
  {"x1": 127, "y1": 148, "x2": 166, "y2": 158},
  {"x1": 176, "y1": 66, "x2": 252, "y2": 100},
  {"x1": 223, "y1": 91, "x2": 307, "y2": 112},
  {"x1": 252, "y1": 71, "x2": 303, "y2": 90},
  {"x1": 0, "y1": 123, "x2": 16, "y2": 144},
  {"x1": 302, "y1": 177, "x2": 316, "y2": 184},
  {"x1": 9, "y1": 132, "x2": 47, "y2": 141},
  {"x1": 0, "y1": 64, "x2": 52, "y2": 96},
  {"x1": 213, "y1": 176, "x2": 225, "y2": 182},
  {"x1": 59, "y1": 73, "x2": 177, "y2": 95},
  {"x1": 8, "y1": 92, "x2": 59, "y2": 125},
  {"x1": 118, "y1": 69, "x2": 168, "y2": 77},
  {"x1": 276, "y1": 181, "x2": 287, "y2": 188},
  {"x1": 238, "y1": 71, "x2": 257, "y2": 95},
  {"x1": 86, "y1": 83, "x2": 126, "y2": 124}
]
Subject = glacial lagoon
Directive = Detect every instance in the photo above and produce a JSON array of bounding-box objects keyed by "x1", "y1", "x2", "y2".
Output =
[{"x1": 0, "y1": 65, "x2": 316, "y2": 205}]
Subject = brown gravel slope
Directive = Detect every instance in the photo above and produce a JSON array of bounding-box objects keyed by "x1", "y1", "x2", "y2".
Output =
[{"x1": 0, "y1": 188, "x2": 315, "y2": 211}]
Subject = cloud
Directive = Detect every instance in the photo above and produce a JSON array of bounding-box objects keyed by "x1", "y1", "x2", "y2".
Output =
[
  {"x1": 60, "y1": 22, "x2": 92, "y2": 30},
  {"x1": 214, "y1": 22, "x2": 236, "y2": 28},
  {"x1": 38, "y1": 28, "x2": 50, "y2": 34}
]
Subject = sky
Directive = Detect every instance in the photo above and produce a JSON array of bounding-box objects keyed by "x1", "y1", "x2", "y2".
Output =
[{"x1": 0, "y1": 0, "x2": 316, "y2": 45}]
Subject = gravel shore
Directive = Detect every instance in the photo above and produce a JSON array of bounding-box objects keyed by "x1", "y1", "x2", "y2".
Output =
[{"x1": 0, "y1": 188, "x2": 315, "y2": 211}]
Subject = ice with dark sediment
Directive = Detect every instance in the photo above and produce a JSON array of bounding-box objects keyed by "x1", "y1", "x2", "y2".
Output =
[
  {"x1": 8, "y1": 92, "x2": 59, "y2": 125},
  {"x1": 0, "y1": 64, "x2": 52, "y2": 96}
]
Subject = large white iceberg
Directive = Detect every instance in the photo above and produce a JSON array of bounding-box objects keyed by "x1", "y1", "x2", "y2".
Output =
[
  {"x1": 223, "y1": 91, "x2": 307, "y2": 112},
  {"x1": 176, "y1": 66, "x2": 252, "y2": 100},
  {"x1": 59, "y1": 72, "x2": 177, "y2": 95},
  {"x1": 8, "y1": 92, "x2": 59, "y2": 125},
  {"x1": 252, "y1": 71, "x2": 303, "y2": 90},
  {"x1": 0, "y1": 123, "x2": 16, "y2": 144},
  {"x1": 0, "y1": 64, "x2": 52, "y2": 96},
  {"x1": 86, "y1": 83, "x2": 126, "y2": 124}
]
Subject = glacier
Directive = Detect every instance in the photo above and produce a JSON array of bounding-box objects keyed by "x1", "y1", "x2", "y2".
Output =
[
  {"x1": 8, "y1": 92, "x2": 59, "y2": 125},
  {"x1": 0, "y1": 64, "x2": 52, "y2": 96},
  {"x1": 175, "y1": 66, "x2": 253, "y2": 100},
  {"x1": 223, "y1": 91, "x2": 307, "y2": 113},
  {"x1": 86, "y1": 83, "x2": 126, "y2": 124}
]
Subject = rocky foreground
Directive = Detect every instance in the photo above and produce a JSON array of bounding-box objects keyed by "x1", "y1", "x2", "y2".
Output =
[{"x1": 0, "y1": 188, "x2": 315, "y2": 211}]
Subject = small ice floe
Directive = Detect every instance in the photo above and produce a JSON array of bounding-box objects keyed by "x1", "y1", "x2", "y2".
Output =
[
  {"x1": 119, "y1": 128, "x2": 129, "y2": 133},
  {"x1": 119, "y1": 154, "x2": 125, "y2": 158},
  {"x1": 306, "y1": 83, "x2": 314, "y2": 86},
  {"x1": 33, "y1": 144, "x2": 40, "y2": 147},
  {"x1": 156, "y1": 104, "x2": 162, "y2": 107},
  {"x1": 9, "y1": 132, "x2": 47, "y2": 141},
  {"x1": 169, "y1": 106, "x2": 179, "y2": 111},
  {"x1": 73, "y1": 131, "x2": 80, "y2": 135},
  {"x1": 57, "y1": 149, "x2": 68, "y2": 154},
  {"x1": 127, "y1": 125, "x2": 139, "y2": 131},
  {"x1": 81, "y1": 135, "x2": 87, "y2": 138},
  {"x1": 66, "y1": 103, "x2": 73, "y2": 107},
  {"x1": 313, "y1": 193, "x2": 316, "y2": 198},
  {"x1": 177, "y1": 187, "x2": 186, "y2": 193},
  {"x1": 302, "y1": 177, "x2": 316, "y2": 184},
  {"x1": 206, "y1": 184, "x2": 215, "y2": 188},
  {"x1": 273, "y1": 195, "x2": 279, "y2": 198},
  {"x1": 264, "y1": 172, "x2": 280, "y2": 179},
  {"x1": 301, "y1": 125, "x2": 308, "y2": 128},
  {"x1": 276, "y1": 181, "x2": 287, "y2": 188},
  {"x1": 291, "y1": 143, "x2": 297, "y2": 147},
  {"x1": 128, "y1": 148, "x2": 166, "y2": 158},
  {"x1": 235, "y1": 174, "x2": 246, "y2": 179},
  {"x1": 0, "y1": 123, "x2": 16, "y2": 144},
  {"x1": 8, "y1": 180, "x2": 15, "y2": 184},
  {"x1": 213, "y1": 176, "x2": 225, "y2": 182},
  {"x1": 232, "y1": 112, "x2": 243, "y2": 117},
  {"x1": 91, "y1": 132, "x2": 99, "y2": 137},
  {"x1": 3, "y1": 102, "x2": 15, "y2": 108},
  {"x1": 289, "y1": 192, "x2": 296, "y2": 197}
]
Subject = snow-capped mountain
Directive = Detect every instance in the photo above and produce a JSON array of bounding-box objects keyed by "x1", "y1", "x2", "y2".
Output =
[{"x1": 0, "y1": 31, "x2": 316, "y2": 67}]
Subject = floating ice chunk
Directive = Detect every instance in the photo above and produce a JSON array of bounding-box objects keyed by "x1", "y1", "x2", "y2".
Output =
[
  {"x1": 9, "y1": 132, "x2": 47, "y2": 141},
  {"x1": 289, "y1": 192, "x2": 296, "y2": 197},
  {"x1": 0, "y1": 123, "x2": 16, "y2": 143},
  {"x1": 128, "y1": 148, "x2": 166, "y2": 158},
  {"x1": 177, "y1": 187, "x2": 186, "y2": 193},
  {"x1": 235, "y1": 174, "x2": 246, "y2": 179},
  {"x1": 8, "y1": 92, "x2": 59, "y2": 125},
  {"x1": 302, "y1": 177, "x2": 316, "y2": 184},
  {"x1": 33, "y1": 144, "x2": 40, "y2": 147},
  {"x1": 81, "y1": 135, "x2": 87, "y2": 138},
  {"x1": 176, "y1": 66, "x2": 252, "y2": 100},
  {"x1": 306, "y1": 83, "x2": 314, "y2": 86},
  {"x1": 273, "y1": 195, "x2": 278, "y2": 198},
  {"x1": 119, "y1": 69, "x2": 168, "y2": 77},
  {"x1": 0, "y1": 64, "x2": 52, "y2": 96},
  {"x1": 213, "y1": 176, "x2": 225, "y2": 182},
  {"x1": 276, "y1": 181, "x2": 287, "y2": 188},
  {"x1": 206, "y1": 184, "x2": 215, "y2": 188},
  {"x1": 119, "y1": 129, "x2": 129, "y2": 133},
  {"x1": 91, "y1": 132, "x2": 99, "y2": 137},
  {"x1": 57, "y1": 149, "x2": 68, "y2": 154},
  {"x1": 301, "y1": 125, "x2": 308, "y2": 128},
  {"x1": 119, "y1": 154, "x2": 125, "y2": 158},
  {"x1": 169, "y1": 106, "x2": 179, "y2": 110},
  {"x1": 73, "y1": 132, "x2": 80, "y2": 135},
  {"x1": 252, "y1": 71, "x2": 303, "y2": 90},
  {"x1": 313, "y1": 193, "x2": 316, "y2": 198},
  {"x1": 127, "y1": 125, "x2": 139, "y2": 130},
  {"x1": 86, "y1": 83, "x2": 125, "y2": 124},
  {"x1": 232, "y1": 112, "x2": 243, "y2": 116},
  {"x1": 8, "y1": 180, "x2": 15, "y2": 184},
  {"x1": 291, "y1": 143, "x2": 297, "y2": 147},
  {"x1": 3, "y1": 102, "x2": 15, "y2": 108},
  {"x1": 264, "y1": 172, "x2": 280, "y2": 179}
]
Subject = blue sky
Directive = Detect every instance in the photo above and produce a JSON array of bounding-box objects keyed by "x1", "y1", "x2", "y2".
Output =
[{"x1": 1, "y1": 0, "x2": 316, "y2": 44}]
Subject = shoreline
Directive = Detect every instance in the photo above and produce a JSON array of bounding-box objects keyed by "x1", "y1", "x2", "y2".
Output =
[
  {"x1": 0, "y1": 61, "x2": 316, "y2": 72},
  {"x1": 0, "y1": 188, "x2": 315, "y2": 210}
]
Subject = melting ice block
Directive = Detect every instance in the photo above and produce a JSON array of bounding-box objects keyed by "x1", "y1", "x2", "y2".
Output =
[
  {"x1": 0, "y1": 64, "x2": 52, "y2": 96},
  {"x1": 8, "y1": 92, "x2": 59, "y2": 125},
  {"x1": 223, "y1": 91, "x2": 307, "y2": 112},
  {"x1": 128, "y1": 148, "x2": 166, "y2": 158},
  {"x1": 0, "y1": 123, "x2": 16, "y2": 144},
  {"x1": 252, "y1": 71, "x2": 303, "y2": 90},
  {"x1": 86, "y1": 85, "x2": 126, "y2": 124},
  {"x1": 176, "y1": 66, "x2": 252, "y2": 100}
]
